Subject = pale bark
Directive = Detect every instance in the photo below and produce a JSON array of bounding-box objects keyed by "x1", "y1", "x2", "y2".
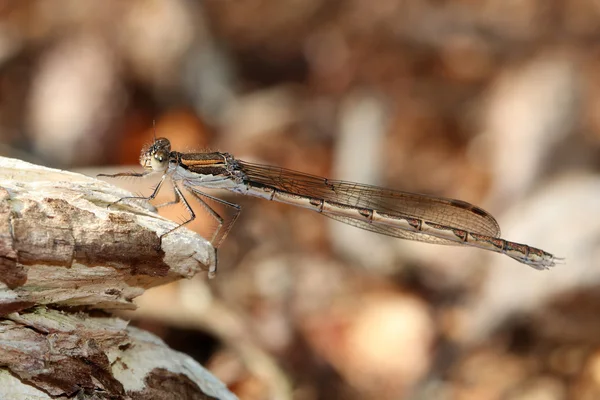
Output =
[
  {"x1": 0, "y1": 308, "x2": 236, "y2": 399},
  {"x1": 0, "y1": 156, "x2": 235, "y2": 399}
]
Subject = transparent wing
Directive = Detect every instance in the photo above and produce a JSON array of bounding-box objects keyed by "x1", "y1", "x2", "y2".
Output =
[
  {"x1": 324, "y1": 214, "x2": 468, "y2": 246},
  {"x1": 237, "y1": 161, "x2": 501, "y2": 237}
]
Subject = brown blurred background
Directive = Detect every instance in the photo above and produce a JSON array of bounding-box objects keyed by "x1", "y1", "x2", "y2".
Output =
[{"x1": 1, "y1": 1, "x2": 600, "y2": 399}]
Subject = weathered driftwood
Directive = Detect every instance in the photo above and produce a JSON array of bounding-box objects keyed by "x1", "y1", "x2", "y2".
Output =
[
  {"x1": 0, "y1": 307, "x2": 236, "y2": 399},
  {"x1": 0, "y1": 156, "x2": 236, "y2": 399},
  {"x1": 0, "y1": 156, "x2": 216, "y2": 315}
]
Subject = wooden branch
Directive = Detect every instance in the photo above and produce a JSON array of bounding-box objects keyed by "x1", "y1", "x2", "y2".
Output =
[
  {"x1": 0, "y1": 307, "x2": 237, "y2": 399},
  {"x1": 0, "y1": 156, "x2": 216, "y2": 316},
  {"x1": 0, "y1": 156, "x2": 235, "y2": 399}
]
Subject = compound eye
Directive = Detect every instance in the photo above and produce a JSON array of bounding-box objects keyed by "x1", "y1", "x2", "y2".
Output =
[{"x1": 151, "y1": 149, "x2": 169, "y2": 171}]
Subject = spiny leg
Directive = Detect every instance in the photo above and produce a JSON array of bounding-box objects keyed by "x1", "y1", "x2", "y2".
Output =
[
  {"x1": 102, "y1": 172, "x2": 168, "y2": 208},
  {"x1": 157, "y1": 185, "x2": 241, "y2": 246},
  {"x1": 154, "y1": 184, "x2": 182, "y2": 209},
  {"x1": 100, "y1": 169, "x2": 182, "y2": 210},
  {"x1": 157, "y1": 183, "x2": 197, "y2": 246},
  {"x1": 185, "y1": 187, "x2": 241, "y2": 278},
  {"x1": 185, "y1": 186, "x2": 242, "y2": 249},
  {"x1": 155, "y1": 185, "x2": 241, "y2": 277}
]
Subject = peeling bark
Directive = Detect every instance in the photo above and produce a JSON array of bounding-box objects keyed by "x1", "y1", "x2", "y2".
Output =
[{"x1": 0, "y1": 308, "x2": 235, "y2": 399}]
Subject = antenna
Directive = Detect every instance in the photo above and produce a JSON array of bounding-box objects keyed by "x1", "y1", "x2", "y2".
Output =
[{"x1": 153, "y1": 119, "x2": 157, "y2": 143}]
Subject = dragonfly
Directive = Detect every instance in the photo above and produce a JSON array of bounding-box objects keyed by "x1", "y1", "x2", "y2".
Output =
[{"x1": 99, "y1": 136, "x2": 559, "y2": 277}]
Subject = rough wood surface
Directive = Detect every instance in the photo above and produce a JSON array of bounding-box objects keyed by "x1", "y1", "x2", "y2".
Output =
[
  {"x1": 0, "y1": 155, "x2": 216, "y2": 316},
  {"x1": 0, "y1": 308, "x2": 236, "y2": 399},
  {"x1": 0, "y1": 156, "x2": 235, "y2": 399}
]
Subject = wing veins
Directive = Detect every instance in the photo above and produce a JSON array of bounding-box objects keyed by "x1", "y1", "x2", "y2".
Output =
[{"x1": 238, "y1": 161, "x2": 501, "y2": 237}]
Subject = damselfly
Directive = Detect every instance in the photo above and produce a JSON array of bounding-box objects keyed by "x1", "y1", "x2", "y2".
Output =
[{"x1": 99, "y1": 137, "x2": 558, "y2": 277}]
